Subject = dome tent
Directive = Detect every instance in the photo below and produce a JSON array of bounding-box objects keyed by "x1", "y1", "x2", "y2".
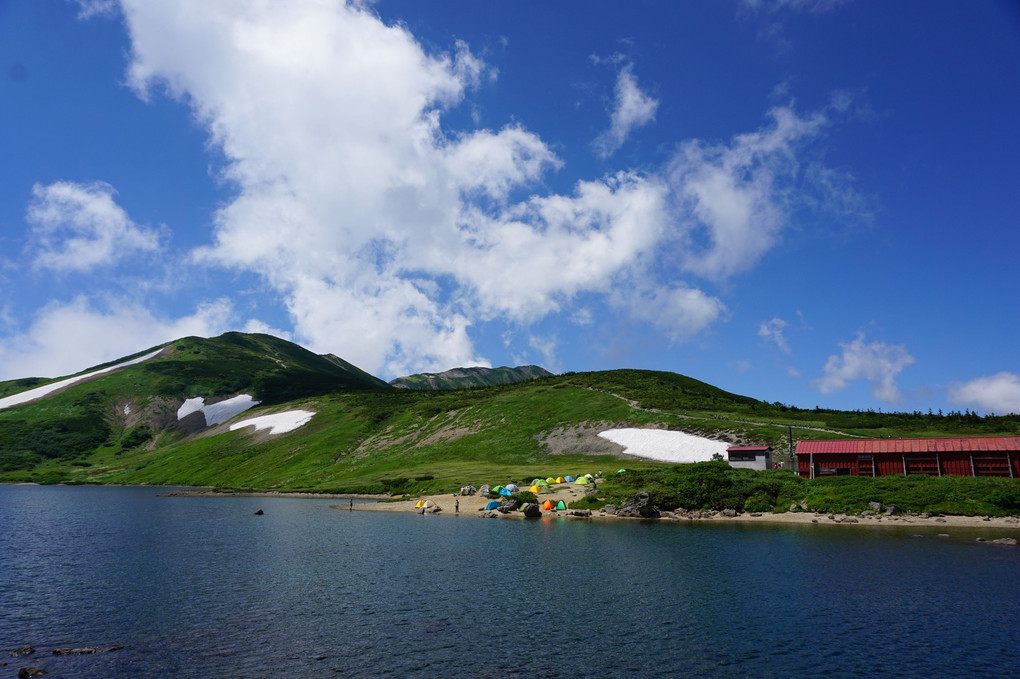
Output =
[
  {"x1": 541, "y1": 499, "x2": 555, "y2": 510},
  {"x1": 485, "y1": 500, "x2": 501, "y2": 510},
  {"x1": 555, "y1": 500, "x2": 567, "y2": 510}
]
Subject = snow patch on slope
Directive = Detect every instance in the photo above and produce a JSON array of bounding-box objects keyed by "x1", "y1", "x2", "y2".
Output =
[
  {"x1": 0, "y1": 349, "x2": 163, "y2": 411},
  {"x1": 598, "y1": 428, "x2": 729, "y2": 463},
  {"x1": 177, "y1": 394, "x2": 260, "y2": 427},
  {"x1": 229, "y1": 410, "x2": 315, "y2": 435}
]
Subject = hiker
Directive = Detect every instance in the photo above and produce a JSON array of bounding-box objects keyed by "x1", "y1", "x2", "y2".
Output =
[
  {"x1": 455, "y1": 499, "x2": 459, "y2": 513},
  {"x1": 349, "y1": 498, "x2": 353, "y2": 511}
]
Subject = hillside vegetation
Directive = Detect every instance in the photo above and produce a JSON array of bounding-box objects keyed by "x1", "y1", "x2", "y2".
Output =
[{"x1": 1, "y1": 333, "x2": 1018, "y2": 515}]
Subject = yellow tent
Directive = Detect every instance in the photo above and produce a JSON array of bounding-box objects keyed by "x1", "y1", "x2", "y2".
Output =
[
  {"x1": 556, "y1": 476, "x2": 566, "y2": 483},
  {"x1": 528, "y1": 485, "x2": 542, "y2": 493}
]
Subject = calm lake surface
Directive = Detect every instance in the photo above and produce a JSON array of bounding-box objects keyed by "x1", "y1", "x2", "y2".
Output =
[{"x1": 1, "y1": 485, "x2": 1018, "y2": 678}]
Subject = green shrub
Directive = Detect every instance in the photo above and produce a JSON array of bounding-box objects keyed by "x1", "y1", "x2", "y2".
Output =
[
  {"x1": 743, "y1": 491, "x2": 774, "y2": 513},
  {"x1": 512, "y1": 491, "x2": 538, "y2": 505}
]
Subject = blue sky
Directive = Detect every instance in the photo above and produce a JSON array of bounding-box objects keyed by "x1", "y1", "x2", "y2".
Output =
[{"x1": 1, "y1": 0, "x2": 1019, "y2": 415}]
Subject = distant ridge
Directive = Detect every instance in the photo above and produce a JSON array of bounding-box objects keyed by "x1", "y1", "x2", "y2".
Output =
[{"x1": 389, "y1": 365, "x2": 553, "y2": 390}]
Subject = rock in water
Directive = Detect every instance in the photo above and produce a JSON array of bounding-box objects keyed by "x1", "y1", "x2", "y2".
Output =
[
  {"x1": 253, "y1": 509, "x2": 264, "y2": 515},
  {"x1": 19, "y1": 668, "x2": 46, "y2": 678},
  {"x1": 616, "y1": 492, "x2": 660, "y2": 519}
]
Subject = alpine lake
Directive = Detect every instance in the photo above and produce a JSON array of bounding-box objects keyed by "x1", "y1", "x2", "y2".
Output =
[{"x1": 2, "y1": 485, "x2": 1018, "y2": 678}]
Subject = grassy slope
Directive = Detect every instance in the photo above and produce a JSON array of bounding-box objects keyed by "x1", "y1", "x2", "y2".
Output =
[
  {"x1": 13, "y1": 369, "x2": 1015, "y2": 504},
  {"x1": 0, "y1": 332, "x2": 389, "y2": 474}
]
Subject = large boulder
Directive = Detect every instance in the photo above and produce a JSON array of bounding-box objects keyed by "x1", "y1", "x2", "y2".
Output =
[
  {"x1": 616, "y1": 492, "x2": 660, "y2": 519},
  {"x1": 499, "y1": 498, "x2": 521, "y2": 513},
  {"x1": 522, "y1": 503, "x2": 542, "y2": 518}
]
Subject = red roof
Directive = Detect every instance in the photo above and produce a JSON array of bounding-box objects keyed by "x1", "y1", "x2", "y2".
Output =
[
  {"x1": 727, "y1": 445, "x2": 772, "y2": 452},
  {"x1": 796, "y1": 436, "x2": 1020, "y2": 455}
]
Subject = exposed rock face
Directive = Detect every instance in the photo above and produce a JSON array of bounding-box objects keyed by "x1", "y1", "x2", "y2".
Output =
[
  {"x1": 522, "y1": 503, "x2": 542, "y2": 518},
  {"x1": 868, "y1": 501, "x2": 883, "y2": 512},
  {"x1": 9, "y1": 647, "x2": 35, "y2": 657},
  {"x1": 721, "y1": 509, "x2": 738, "y2": 517},
  {"x1": 19, "y1": 667, "x2": 46, "y2": 678},
  {"x1": 602, "y1": 504, "x2": 617, "y2": 515},
  {"x1": 616, "y1": 492, "x2": 660, "y2": 519},
  {"x1": 499, "y1": 498, "x2": 521, "y2": 513}
]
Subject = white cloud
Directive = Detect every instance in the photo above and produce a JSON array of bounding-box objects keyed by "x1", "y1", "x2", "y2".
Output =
[
  {"x1": 948, "y1": 373, "x2": 1020, "y2": 415},
  {"x1": 528, "y1": 334, "x2": 558, "y2": 373},
  {"x1": 594, "y1": 64, "x2": 658, "y2": 158},
  {"x1": 668, "y1": 106, "x2": 826, "y2": 281},
  {"x1": 25, "y1": 181, "x2": 162, "y2": 272},
  {"x1": 71, "y1": 0, "x2": 118, "y2": 19},
  {"x1": 0, "y1": 296, "x2": 233, "y2": 380},
  {"x1": 815, "y1": 332, "x2": 915, "y2": 403},
  {"x1": 758, "y1": 316, "x2": 791, "y2": 354},
  {"x1": 614, "y1": 285, "x2": 726, "y2": 343},
  {"x1": 109, "y1": 0, "x2": 854, "y2": 378}
]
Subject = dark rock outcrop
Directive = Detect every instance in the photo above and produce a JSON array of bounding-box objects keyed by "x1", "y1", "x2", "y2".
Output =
[
  {"x1": 19, "y1": 667, "x2": 46, "y2": 678},
  {"x1": 522, "y1": 503, "x2": 542, "y2": 518},
  {"x1": 616, "y1": 492, "x2": 660, "y2": 519},
  {"x1": 9, "y1": 647, "x2": 35, "y2": 657}
]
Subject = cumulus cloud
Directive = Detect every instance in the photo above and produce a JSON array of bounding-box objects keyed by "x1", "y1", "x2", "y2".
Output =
[
  {"x1": 815, "y1": 332, "x2": 915, "y2": 403},
  {"x1": 948, "y1": 372, "x2": 1020, "y2": 415},
  {"x1": 758, "y1": 317, "x2": 791, "y2": 354},
  {"x1": 0, "y1": 296, "x2": 234, "y2": 380},
  {"x1": 25, "y1": 181, "x2": 162, "y2": 272},
  {"x1": 668, "y1": 106, "x2": 826, "y2": 281},
  {"x1": 594, "y1": 64, "x2": 658, "y2": 158},
  {"x1": 109, "y1": 0, "x2": 855, "y2": 378}
]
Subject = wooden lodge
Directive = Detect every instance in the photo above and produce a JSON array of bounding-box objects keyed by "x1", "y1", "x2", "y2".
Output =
[{"x1": 795, "y1": 436, "x2": 1020, "y2": 479}]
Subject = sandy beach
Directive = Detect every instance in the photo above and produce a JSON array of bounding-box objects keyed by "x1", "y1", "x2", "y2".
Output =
[
  {"x1": 164, "y1": 486, "x2": 1020, "y2": 534},
  {"x1": 325, "y1": 484, "x2": 1020, "y2": 533}
]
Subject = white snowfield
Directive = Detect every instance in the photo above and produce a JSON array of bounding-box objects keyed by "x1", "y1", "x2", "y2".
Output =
[
  {"x1": 597, "y1": 428, "x2": 729, "y2": 463},
  {"x1": 177, "y1": 394, "x2": 260, "y2": 427},
  {"x1": 229, "y1": 410, "x2": 315, "y2": 435},
  {"x1": 0, "y1": 349, "x2": 163, "y2": 411}
]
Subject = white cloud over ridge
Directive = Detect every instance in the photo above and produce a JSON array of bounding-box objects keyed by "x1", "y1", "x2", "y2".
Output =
[
  {"x1": 112, "y1": 0, "x2": 855, "y2": 378},
  {"x1": 948, "y1": 373, "x2": 1020, "y2": 415},
  {"x1": 0, "y1": 296, "x2": 233, "y2": 381},
  {"x1": 815, "y1": 332, "x2": 915, "y2": 403},
  {"x1": 26, "y1": 181, "x2": 161, "y2": 272}
]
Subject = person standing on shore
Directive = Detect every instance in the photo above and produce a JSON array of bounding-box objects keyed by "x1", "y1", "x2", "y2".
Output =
[
  {"x1": 349, "y1": 498, "x2": 353, "y2": 511},
  {"x1": 455, "y1": 498, "x2": 459, "y2": 513}
]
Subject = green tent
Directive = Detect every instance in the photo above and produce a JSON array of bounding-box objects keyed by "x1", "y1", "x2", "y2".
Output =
[
  {"x1": 492, "y1": 485, "x2": 505, "y2": 494},
  {"x1": 574, "y1": 477, "x2": 589, "y2": 485},
  {"x1": 555, "y1": 500, "x2": 567, "y2": 510},
  {"x1": 545, "y1": 477, "x2": 557, "y2": 484},
  {"x1": 617, "y1": 469, "x2": 627, "y2": 474}
]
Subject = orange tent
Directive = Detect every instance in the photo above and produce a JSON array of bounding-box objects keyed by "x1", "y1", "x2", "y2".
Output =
[{"x1": 541, "y1": 499, "x2": 555, "y2": 510}]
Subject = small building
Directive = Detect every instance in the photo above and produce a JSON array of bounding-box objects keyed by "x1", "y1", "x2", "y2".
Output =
[
  {"x1": 726, "y1": 445, "x2": 772, "y2": 471},
  {"x1": 795, "y1": 436, "x2": 1020, "y2": 479}
]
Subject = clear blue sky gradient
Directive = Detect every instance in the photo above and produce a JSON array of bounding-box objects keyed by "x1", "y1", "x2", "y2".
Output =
[{"x1": 1, "y1": 0, "x2": 1018, "y2": 415}]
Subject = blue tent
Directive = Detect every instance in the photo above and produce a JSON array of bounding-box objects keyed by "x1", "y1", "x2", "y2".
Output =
[
  {"x1": 499, "y1": 488, "x2": 512, "y2": 496},
  {"x1": 564, "y1": 475, "x2": 575, "y2": 482},
  {"x1": 485, "y1": 500, "x2": 501, "y2": 510}
]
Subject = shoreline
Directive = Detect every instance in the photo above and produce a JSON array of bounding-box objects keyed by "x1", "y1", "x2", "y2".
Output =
[{"x1": 161, "y1": 486, "x2": 1020, "y2": 532}]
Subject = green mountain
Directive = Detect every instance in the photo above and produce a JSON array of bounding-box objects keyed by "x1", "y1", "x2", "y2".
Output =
[
  {"x1": 0, "y1": 332, "x2": 389, "y2": 474},
  {"x1": 389, "y1": 365, "x2": 552, "y2": 390},
  {"x1": 1, "y1": 333, "x2": 1017, "y2": 494}
]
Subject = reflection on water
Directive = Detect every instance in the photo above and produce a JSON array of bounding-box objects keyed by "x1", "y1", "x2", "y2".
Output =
[{"x1": 1, "y1": 485, "x2": 1018, "y2": 678}]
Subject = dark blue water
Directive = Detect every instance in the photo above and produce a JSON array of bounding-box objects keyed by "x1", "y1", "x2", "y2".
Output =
[{"x1": 1, "y1": 486, "x2": 1018, "y2": 678}]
